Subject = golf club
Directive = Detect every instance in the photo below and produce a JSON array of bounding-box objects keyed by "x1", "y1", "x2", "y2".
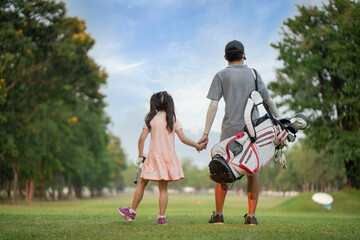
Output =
[{"x1": 134, "y1": 156, "x2": 146, "y2": 184}]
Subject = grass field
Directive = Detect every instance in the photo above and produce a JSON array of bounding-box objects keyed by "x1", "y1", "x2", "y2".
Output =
[{"x1": 0, "y1": 189, "x2": 359, "y2": 240}]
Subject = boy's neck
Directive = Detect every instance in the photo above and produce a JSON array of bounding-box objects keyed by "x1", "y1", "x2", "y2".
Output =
[{"x1": 228, "y1": 60, "x2": 243, "y2": 65}]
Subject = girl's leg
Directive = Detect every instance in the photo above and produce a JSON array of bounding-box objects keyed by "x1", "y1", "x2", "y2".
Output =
[
  {"x1": 131, "y1": 178, "x2": 149, "y2": 211},
  {"x1": 215, "y1": 182, "x2": 228, "y2": 212},
  {"x1": 158, "y1": 180, "x2": 168, "y2": 215},
  {"x1": 247, "y1": 173, "x2": 259, "y2": 215}
]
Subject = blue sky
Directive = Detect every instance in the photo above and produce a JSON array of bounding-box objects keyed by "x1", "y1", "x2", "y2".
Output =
[{"x1": 62, "y1": 0, "x2": 326, "y2": 168}]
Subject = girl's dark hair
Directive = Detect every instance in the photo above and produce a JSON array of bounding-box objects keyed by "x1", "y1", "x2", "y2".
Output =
[{"x1": 145, "y1": 91, "x2": 176, "y2": 132}]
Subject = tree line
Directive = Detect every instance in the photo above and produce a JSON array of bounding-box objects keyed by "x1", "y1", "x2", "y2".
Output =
[
  {"x1": 122, "y1": 141, "x2": 346, "y2": 193},
  {"x1": 0, "y1": 0, "x2": 126, "y2": 203}
]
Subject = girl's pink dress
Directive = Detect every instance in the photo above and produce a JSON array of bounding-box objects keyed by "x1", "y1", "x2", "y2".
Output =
[{"x1": 141, "y1": 112, "x2": 184, "y2": 182}]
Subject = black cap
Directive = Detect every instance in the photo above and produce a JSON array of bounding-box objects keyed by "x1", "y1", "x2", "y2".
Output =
[{"x1": 225, "y1": 40, "x2": 246, "y2": 60}]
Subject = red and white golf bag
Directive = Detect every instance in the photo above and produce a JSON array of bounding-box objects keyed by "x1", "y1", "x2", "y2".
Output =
[{"x1": 208, "y1": 91, "x2": 309, "y2": 185}]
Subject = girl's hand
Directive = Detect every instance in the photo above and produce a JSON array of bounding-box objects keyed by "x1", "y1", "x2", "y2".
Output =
[
  {"x1": 136, "y1": 156, "x2": 144, "y2": 165},
  {"x1": 197, "y1": 142, "x2": 208, "y2": 152}
]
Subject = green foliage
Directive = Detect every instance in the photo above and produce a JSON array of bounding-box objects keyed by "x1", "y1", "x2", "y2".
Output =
[
  {"x1": 258, "y1": 142, "x2": 346, "y2": 192},
  {"x1": 106, "y1": 133, "x2": 127, "y2": 191},
  {"x1": 270, "y1": 0, "x2": 360, "y2": 188},
  {"x1": 172, "y1": 158, "x2": 214, "y2": 190},
  {"x1": 0, "y1": 0, "x2": 126, "y2": 200},
  {"x1": 121, "y1": 145, "x2": 346, "y2": 192},
  {"x1": 274, "y1": 189, "x2": 360, "y2": 216}
]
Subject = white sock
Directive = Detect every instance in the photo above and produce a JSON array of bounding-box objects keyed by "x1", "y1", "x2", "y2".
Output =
[
  {"x1": 215, "y1": 211, "x2": 222, "y2": 216},
  {"x1": 247, "y1": 214, "x2": 255, "y2": 217},
  {"x1": 158, "y1": 214, "x2": 166, "y2": 219},
  {"x1": 129, "y1": 207, "x2": 136, "y2": 214}
]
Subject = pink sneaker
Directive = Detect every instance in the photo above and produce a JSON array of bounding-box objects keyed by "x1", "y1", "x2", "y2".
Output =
[
  {"x1": 118, "y1": 207, "x2": 136, "y2": 222},
  {"x1": 158, "y1": 217, "x2": 168, "y2": 225}
]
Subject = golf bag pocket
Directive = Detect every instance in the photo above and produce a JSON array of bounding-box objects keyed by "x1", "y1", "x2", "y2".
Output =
[
  {"x1": 228, "y1": 140, "x2": 243, "y2": 156},
  {"x1": 229, "y1": 140, "x2": 260, "y2": 175}
]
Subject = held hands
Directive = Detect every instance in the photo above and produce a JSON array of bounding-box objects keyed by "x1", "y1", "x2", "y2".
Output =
[
  {"x1": 196, "y1": 141, "x2": 208, "y2": 152},
  {"x1": 196, "y1": 133, "x2": 209, "y2": 152},
  {"x1": 197, "y1": 133, "x2": 209, "y2": 150}
]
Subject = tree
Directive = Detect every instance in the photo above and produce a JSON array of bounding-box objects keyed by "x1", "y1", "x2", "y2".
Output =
[
  {"x1": 270, "y1": 0, "x2": 360, "y2": 188},
  {"x1": 0, "y1": 0, "x2": 124, "y2": 201},
  {"x1": 106, "y1": 133, "x2": 127, "y2": 192}
]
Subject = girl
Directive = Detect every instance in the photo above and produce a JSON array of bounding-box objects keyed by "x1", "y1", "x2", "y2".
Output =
[{"x1": 118, "y1": 91, "x2": 207, "y2": 225}]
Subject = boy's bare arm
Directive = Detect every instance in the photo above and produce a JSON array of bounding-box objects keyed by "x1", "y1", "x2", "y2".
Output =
[
  {"x1": 265, "y1": 99, "x2": 280, "y2": 118},
  {"x1": 204, "y1": 99, "x2": 218, "y2": 134},
  {"x1": 198, "y1": 99, "x2": 218, "y2": 148}
]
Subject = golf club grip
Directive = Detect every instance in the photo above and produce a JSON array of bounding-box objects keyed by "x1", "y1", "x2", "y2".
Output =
[{"x1": 134, "y1": 163, "x2": 140, "y2": 184}]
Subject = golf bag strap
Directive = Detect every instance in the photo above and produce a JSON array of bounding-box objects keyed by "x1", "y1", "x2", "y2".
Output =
[
  {"x1": 244, "y1": 98, "x2": 256, "y2": 142},
  {"x1": 251, "y1": 68, "x2": 279, "y2": 126},
  {"x1": 251, "y1": 68, "x2": 258, "y2": 91}
]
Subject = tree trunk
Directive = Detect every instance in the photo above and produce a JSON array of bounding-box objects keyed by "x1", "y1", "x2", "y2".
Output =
[
  {"x1": 321, "y1": 178, "x2": 325, "y2": 192},
  {"x1": 50, "y1": 186, "x2": 55, "y2": 201},
  {"x1": 12, "y1": 166, "x2": 19, "y2": 204},
  {"x1": 58, "y1": 186, "x2": 64, "y2": 200},
  {"x1": 40, "y1": 180, "x2": 47, "y2": 201},
  {"x1": 75, "y1": 186, "x2": 82, "y2": 198},
  {"x1": 6, "y1": 179, "x2": 11, "y2": 198},
  {"x1": 58, "y1": 176, "x2": 65, "y2": 200},
  {"x1": 26, "y1": 180, "x2": 30, "y2": 201},
  {"x1": 67, "y1": 178, "x2": 72, "y2": 197},
  {"x1": 29, "y1": 179, "x2": 34, "y2": 201},
  {"x1": 344, "y1": 160, "x2": 360, "y2": 189},
  {"x1": 25, "y1": 180, "x2": 34, "y2": 201}
]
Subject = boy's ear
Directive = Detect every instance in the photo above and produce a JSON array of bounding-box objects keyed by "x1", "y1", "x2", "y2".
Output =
[{"x1": 224, "y1": 55, "x2": 227, "y2": 61}]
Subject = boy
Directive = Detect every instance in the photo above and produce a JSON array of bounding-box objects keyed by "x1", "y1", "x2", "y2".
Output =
[{"x1": 198, "y1": 40, "x2": 280, "y2": 225}]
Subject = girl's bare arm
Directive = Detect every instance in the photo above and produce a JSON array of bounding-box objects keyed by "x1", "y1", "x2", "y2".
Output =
[
  {"x1": 138, "y1": 128, "x2": 150, "y2": 157},
  {"x1": 176, "y1": 129, "x2": 207, "y2": 151}
]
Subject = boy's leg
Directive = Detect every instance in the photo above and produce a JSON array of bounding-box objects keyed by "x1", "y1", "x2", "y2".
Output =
[
  {"x1": 209, "y1": 182, "x2": 227, "y2": 224},
  {"x1": 247, "y1": 173, "x2": 259, "y2": 215},
  {"x1": 158, "y1": 180, "x2": 168, "y2": 215},
  {"x1": 215, "y1": 182, "x2": 228, "y2": 212},
  {"x1": 131, "y1": 178, "x2": 149, "y2": 211}
]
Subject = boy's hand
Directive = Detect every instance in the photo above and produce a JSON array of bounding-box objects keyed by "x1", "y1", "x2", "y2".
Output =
[{"x1": 197, "y1": 133, "x2": 209, "y2": 150}]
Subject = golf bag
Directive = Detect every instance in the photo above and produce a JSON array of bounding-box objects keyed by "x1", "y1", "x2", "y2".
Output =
[{"x1": 208, "y1": 90, "x2": 309, "y2": 185}]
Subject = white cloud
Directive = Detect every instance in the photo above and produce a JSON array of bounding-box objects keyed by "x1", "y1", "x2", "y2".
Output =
[{"x1": 97, "y1": 57, "x2": 146, "y2": 74}]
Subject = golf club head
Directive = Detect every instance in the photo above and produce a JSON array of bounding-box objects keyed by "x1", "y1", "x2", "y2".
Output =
[
  {"x1": 279, "y1": 118, "x2": 291, "y2": 128},
  {"x1": 286, "y1": 122, "x2": 298, "y2": 134},
  {"x1": 287, "y1": 133, "x2": 296, "y2": 142},
  {"x1": 291, "y1": 113, "x2": 309, "y2": 130}
]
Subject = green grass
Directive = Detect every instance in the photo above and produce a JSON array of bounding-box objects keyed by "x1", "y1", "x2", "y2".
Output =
[{"x1": 0, "y1": 190, "x2": 359, "y2": 240}]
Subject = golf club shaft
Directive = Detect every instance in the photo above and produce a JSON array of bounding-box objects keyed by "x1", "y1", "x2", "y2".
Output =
[{"x1": 134, "y1": 163, "x2": 140, "y2": 184}]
